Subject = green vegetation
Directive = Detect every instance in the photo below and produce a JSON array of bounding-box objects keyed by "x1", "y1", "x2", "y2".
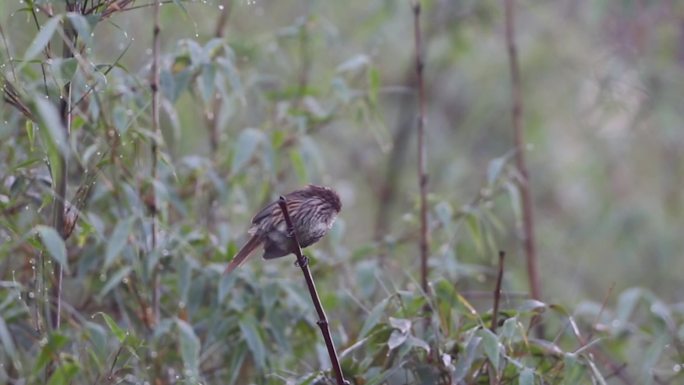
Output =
[{"x1": 1, "y1": 1, "x2": 683, "y2": 384}]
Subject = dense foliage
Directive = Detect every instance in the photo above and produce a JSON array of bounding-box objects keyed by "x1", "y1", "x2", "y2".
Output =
[{"x1": 1, "y1": 1, "x2": 683, "y2": 384}]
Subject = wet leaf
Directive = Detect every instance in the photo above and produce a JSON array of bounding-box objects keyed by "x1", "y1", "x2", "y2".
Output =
[
  {"x1": 24, "y1": 15, "x2": 62, "y2": 61},
  {"x1": 177, "y1": 319, "x2": 201, "y2": 378},
  {"x1": 104, "y1": 217, "x2": 135, "y2": 268},
  {"x1": 35, "y1": 225, "x2": 69, "y2": 274}
]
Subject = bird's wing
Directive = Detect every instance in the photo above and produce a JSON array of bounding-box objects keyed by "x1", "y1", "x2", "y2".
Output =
[
  {"x1": 251, "y1": 201, "x2": 279, "y2": 224},
  {"x1": 251, "y1": 194, "x2": 303, "y2": 225}
]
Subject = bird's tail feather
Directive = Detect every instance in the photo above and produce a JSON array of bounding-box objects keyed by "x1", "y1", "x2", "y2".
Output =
[{"x1": 224, "y1": 235, "x2": 262, "y2": 274}]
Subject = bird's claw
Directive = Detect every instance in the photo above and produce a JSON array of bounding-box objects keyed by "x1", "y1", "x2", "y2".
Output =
[{"x1": 294, "y1": 256, "x2": 309, "y2": 267}]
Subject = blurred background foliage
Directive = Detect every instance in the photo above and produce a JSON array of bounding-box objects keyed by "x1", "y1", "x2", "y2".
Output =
[{"x1": 1, "y1": 0, "x2": 684, "y2": 384}]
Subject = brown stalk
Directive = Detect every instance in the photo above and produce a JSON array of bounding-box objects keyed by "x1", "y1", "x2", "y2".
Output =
[
  {"x1": 503, "y1": 0, "x2": 541, "y2": 305},
  {"x1": 50, "y1": 0, "x2": 79, "y2": 331},
  {"x1": 277, "y1": 197, "x2": 346, "y2": 385},
  {"x1": 412, "y1": 1, "x2": 430, "y2": 318},
  {"x1": 150, "y1": 0, "x2": 162, "y2": 325},
  {"x1": 204, "y1": 0, "x2": 234, "y2": 228},
  {"x1": 490, "y1": 251, "x2": 505, "y2": 332}
]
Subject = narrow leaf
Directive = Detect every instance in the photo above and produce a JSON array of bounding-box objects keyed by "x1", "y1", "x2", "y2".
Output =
[
  {"x1": 387, "y1": 330, "x2": 408, "y2": 350},
  {"x1": 95, "y1": 312, "x2": 127, "y2": 343},
  {"x1": 176, "y1": 319, "x2": 201, "y2": 378},
  {"x1": 0, "y1": 316, "x2": 18, "y2": 365},
  {"x1": 97, "y1": 266, "x2": 132, "y2": 299},
  {"x1": 518, "y1": 367, "x2": 535, "y2": 385},
  {"x1": 238, "y1": 315, "x2": 266, "y2": 369},
  {"x1": 104, "y1": 217, "x2": 135, "y2": 268},
  {"x1": 478, "y1": 328, "x2": 501, "y2": 371},
  {"x1": 35, "y1": 225, "x2": 69, "y2": 273},
  {"x1": 24, "y1": 15, "x2": 62, "y2": 61},
  {"x1": 231, "y1": 128, "x2": 263, "y2": 174}
]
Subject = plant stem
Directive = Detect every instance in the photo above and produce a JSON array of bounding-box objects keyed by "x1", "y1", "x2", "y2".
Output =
[
  {"x1": 150, "y1": 0, "x2": 161, "y2": 325},
  {"x1": 490, "y1": 251, "x2": 505, "y2": 332},
  {"x1": 503, "y1": 0, "x2": 541, "y2": 304},
  {"x1": 412, "y1": 0, "x2": 430, "y2": 311},
  {"x1": 277, "y1": 197, "x2": 346, "y2": 385},
  {"x1": 50, "y1": 0, "x2": 78, "y2": 331}
]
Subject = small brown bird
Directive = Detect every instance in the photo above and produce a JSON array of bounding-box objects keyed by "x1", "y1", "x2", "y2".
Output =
[{"x1": 224, "y1": 185, "x2": 342, "y2": 274}]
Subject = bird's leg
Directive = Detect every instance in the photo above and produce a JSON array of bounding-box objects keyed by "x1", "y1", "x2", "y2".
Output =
[{"x1": 294, "y1": 255, "x2": 309, "y2": 267}]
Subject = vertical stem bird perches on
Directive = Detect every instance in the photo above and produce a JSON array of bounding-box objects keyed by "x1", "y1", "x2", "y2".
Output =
[
  {"x1": 277, "y1": 197, "x2": 346, "y2": 385},
  {"x1": 150, "y1": 0, "x2": 162, "y2": 325},
  {"x1": 412, "y1": 0, "x2": 430, "y2": 307},
  {"x1": 503, "y1": 0, "x2": 542, "y2": 304}
]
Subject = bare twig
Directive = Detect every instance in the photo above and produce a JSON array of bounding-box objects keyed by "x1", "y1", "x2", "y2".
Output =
[
  {"x1": 503, "y1": 0, "x2": 541, "y2": 306},
  {"x1": 150, "y1": 0, "x2": 162, "y2": 325},
  {"x1": 412, "y1": 0, "x2": 430, "y2": 311},
  {"x1": 490, "y1": 251, "x2": 505, "y2": 332},
  {"x1": 277, "y1": 197, "x2": 346, "y2": 385}
]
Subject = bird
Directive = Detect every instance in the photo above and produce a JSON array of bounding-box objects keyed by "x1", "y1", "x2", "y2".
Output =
[{"x1": 224, "y1": 184, "x2": 342, "y2": 274}]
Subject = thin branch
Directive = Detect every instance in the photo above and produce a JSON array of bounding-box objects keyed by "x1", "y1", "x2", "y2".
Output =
[
  {"x1": 503, "y1": 0, "x2": 541, "y2": 305},
  {"x1": 150, "y1": 0, "x2": 162, "y2": 325},
  {"x1": 277, "y1": 197, "x2": 346, "y2": 385},
  {"x1": 490, "y1": 251, "x2": 505, "y2": 332},
  {"x1": 412, "y1": 0, "x2": 430, "y2": 310}
]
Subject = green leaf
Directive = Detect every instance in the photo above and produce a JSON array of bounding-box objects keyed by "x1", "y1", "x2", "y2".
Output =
[
  {"x1": 239, "y1": 315, "x2": 266, "y2": 369},
  {"x1": 517, "y1": 299, "x2": 547, "y2": 314},
  {"x1": 360, "y1": 297, "x2": 389, "y2": 337},
  {"x1": 47, "y1": 359, "x2": 80, "y2": 385},
  {"x1": 34, "y1": 95, "x2": 68, "y2": 155},
  {"x1": 200, "y1": 63, "x2": 216, "y2": 103},
  {"x1": 487, "y1": 156, "x2": 507, "y2": 185},
  {"x1": 406, "y1": 335, "x2": 430, "y2": 353},
  {"x1": 389, "y1": 317, "x2": 411, "y2": 334},
  {"x1": 518, "y1": 367, "x2": 535, "y2": 385},
  {"x1": 104, "y1": 217, "x2": 135, "y2": 268},
  {"x1": 176, "y1": 319, "x2": 201, "y2": 378},
  {"x1": 454, "y1": 333, "x2": 482, "y2": 382},
  {"x1": 95, "y1": 312, "x2": 127, "y2": 343},
  {"x1": 231, "y1": 128, "x2": 264, "y2": 174},
  {"x1": 35, "y1": 225, "x2": 69, "y2": 274},
  {"x1": 387, "y1": 329, "x2": 407, "y2": 350},
  {"x1": 0, "y1": 316, "x2": 18, "y2": 366},
  {"x1": 616, "y1": 287, "x2": 642, "y2": 325},
  {"x1": 218, "y1": 272, "x2": 236, "y2": 302},
  {"x1": 97, "y1": 266, "x2": 132, "y2": 299},
  {"x1": 25, "y1": 120, "x2": 35, "y2": 151},
  {"x1": 66, "y1": 12, "x2": 94, "y2": 46},
  {"x1": 50, "y1": 58, "x2": 78, "y2": 88},
  {"x1": 34, "y1": 333, "x2": 69, "y2": 373},
  {"x1": 24, "y1": 15, "x2": 62, "y2": 61},
  {"x1": 561, "y1": 354, "x2": 586, "y2": 385},
  {"x1": 478, "y1": 328, "x2": 501, "y2": 371},
  {"x1": 368, "y1": 66, "x2": 381, "y2": 107}
]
